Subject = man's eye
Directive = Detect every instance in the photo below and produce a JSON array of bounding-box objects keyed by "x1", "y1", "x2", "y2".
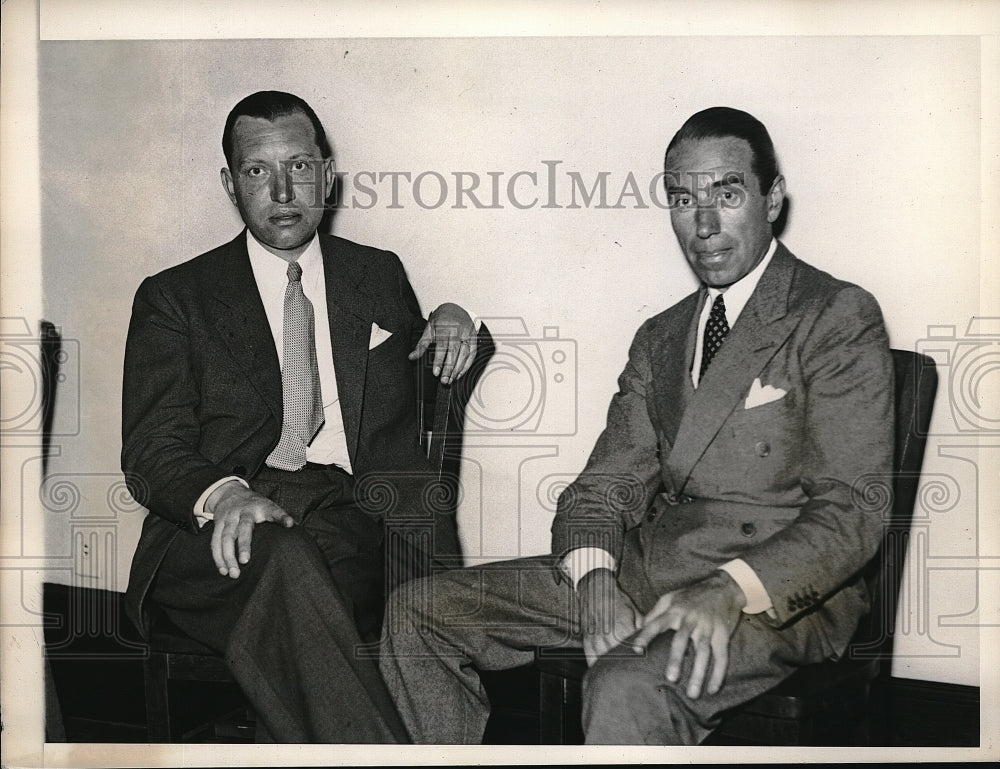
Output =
[
  {"x1": 670, "y1": 194, "x2": 693, "y2": 208},
  {"x1": 289, "y1": 160, "x2": 309, "y2": 172},
  {"x1": 245, "y1": 166, "x2": 265, "y2": 178}
]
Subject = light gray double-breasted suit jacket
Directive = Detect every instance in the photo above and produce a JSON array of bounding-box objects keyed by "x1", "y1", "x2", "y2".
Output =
[{"x1": 552, "y1": 242, "x2": 894, "y2": 661}]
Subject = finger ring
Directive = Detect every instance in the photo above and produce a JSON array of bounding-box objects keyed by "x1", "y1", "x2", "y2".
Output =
[{"x1": 460, "y1": 339, "x2": 471, "y2": 346}]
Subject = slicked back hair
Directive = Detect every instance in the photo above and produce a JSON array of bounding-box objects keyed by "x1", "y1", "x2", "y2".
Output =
[
  {"x1": 222, "y1": 90, "x2": 331, "y2": 167},
  {"x1": 665, "y1": 107, "x2": 779, "y2": 193}
]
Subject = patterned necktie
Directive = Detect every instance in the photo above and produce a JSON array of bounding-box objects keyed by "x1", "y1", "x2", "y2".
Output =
[
  {"x1": 266, "y1": 260, "x2": 324, "y2": 471},
  {"x1": 699, "y1": 293, "x2": 729, "y2": 380}
]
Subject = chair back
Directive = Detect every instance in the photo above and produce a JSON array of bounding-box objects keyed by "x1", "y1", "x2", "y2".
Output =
[
  {"x1": 849, "y1": 349, "x2": 938, "y2": 663},
  {"x1": 417, "y1": 357, "x2": 454, "y2": 476},
  {"x1": 41, "y1": 320, "x2": 63, "y2": 476},
  {"x1": 416, "y1": 322, "x2": 494, "y2": 478}
]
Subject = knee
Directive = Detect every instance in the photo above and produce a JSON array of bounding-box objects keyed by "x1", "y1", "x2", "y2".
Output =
[
  {"x1": 582, "y1": 642, "x2": 708, "y2": 745},
  {"x1": 383, "y1": 568, "x2": 480, "y2": 642},
  {"x1": 583, "y1": 646, "x2": 681, "y2": 729},
  {"x1": 585, "y1": 651, "x2": 655, "y2": 706},
  {"x1": 239, "y1": 523, "x2": 325, "y2": 581}
]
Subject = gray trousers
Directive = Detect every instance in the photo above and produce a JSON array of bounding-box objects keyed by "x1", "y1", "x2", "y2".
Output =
[{"x1": 378, "y1": 555, "x2": 830, "y2": 744}]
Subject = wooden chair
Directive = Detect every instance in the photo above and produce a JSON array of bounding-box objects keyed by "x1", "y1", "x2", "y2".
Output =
[
  {"x1": 534, "y1": 349, "x2": 938, "y2": 745},
  {"x1": 142, "y1": 327, "x2": 491, "y2": 742}
]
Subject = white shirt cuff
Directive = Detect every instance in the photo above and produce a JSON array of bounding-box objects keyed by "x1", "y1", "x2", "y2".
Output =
[
  {"x1": 561, "y1": 547, "x2": 617, "y2": 589},
  {"x1": 719, "y1": 558, "x2": 774, "y2": 615},
  {"x1": 194, "y1": 476, "x2": 249, "y2": 528}
]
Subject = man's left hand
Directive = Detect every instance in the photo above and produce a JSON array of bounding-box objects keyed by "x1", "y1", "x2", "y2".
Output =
[
  {"x1": 631, "y1": 571, "x2": 746, "y2": 700},
  {"x1": 409, "y1": 302, "x2": 477, "y2": 384}
]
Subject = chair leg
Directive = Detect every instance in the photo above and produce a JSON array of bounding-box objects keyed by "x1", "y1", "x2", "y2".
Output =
[
  {"x1": 843, "y1": 683, "x2": 874, "y2": 746},
  {"x1": 538, "y1": 670, "x2": 563, "y2": 744},
  {"x1": 143, "y1": 652, "x2": 173, "y2": 742},
  {"x1": 538, "y1": 670, "x2": 584, "y2": 744}
]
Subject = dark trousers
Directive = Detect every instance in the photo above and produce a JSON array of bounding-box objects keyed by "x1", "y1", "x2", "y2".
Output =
[
  {"x1": 149, "y1": 463, "x2": 409, "y2": 743},
  {"x1": 378, "y1": 555, "x2": 830, "y2": 745}
]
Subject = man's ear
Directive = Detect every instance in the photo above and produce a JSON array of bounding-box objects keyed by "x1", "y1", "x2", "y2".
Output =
[
  {"x1": 765, "y1": 175, "x2": 786, "y2": 224},
  {"x1": 221, "y1": 166, "x2": 238, "y2": 207}
]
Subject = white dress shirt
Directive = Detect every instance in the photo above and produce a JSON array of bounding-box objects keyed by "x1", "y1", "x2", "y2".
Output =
[{"x1": 563, "y1": 239, "x2": 780, "y2": 616}]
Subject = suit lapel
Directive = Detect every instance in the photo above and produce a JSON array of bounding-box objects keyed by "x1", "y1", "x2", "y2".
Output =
[
  {"x1": 650, "y1": 291, "x2": 700, "y2": 444},
  {"x1": 666, "y1": 244, "x2": 800, "y2": 489},
  {"x1": 319, "y1": 236, "x2": 373, "y2": 465},
  {"x1": 209, "y1": 232, "x2": 283, "y2": 423}
]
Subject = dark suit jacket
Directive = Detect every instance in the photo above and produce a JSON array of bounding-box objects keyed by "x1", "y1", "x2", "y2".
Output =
[
  {"x1": 552, "y1": 243, "x2": 894, "y2": 661},
  {"x1": 122, "y1": 231, "x2": 453, "y2": 633}
]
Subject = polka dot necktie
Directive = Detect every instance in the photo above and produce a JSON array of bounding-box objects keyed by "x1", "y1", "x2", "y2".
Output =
[
  {"x1": 699, "y1": 293, "x2": 729, "y2": 381},
  {"x1": 266, "y1": 260, "x2": 325, "y2": 471}
]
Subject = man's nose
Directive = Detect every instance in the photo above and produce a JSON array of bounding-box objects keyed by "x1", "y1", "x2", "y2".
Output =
[
  {"x1": 695, "y1": 203, "x2": 720, "y2": 239},
  {"x1": 270, "y1": 170, "x2": 294, "y2": 203}
]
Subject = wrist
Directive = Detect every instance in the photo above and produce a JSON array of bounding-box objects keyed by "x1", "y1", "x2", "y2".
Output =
[
  {"x1": 713, "y1": 569, "x2": 748, "y2": 611},
  {"x1": 205, "y1": 479, "x2": 247, "y2": 515},
  {"x1": 576, "y1": 568, "x2": 616, "y2": 617}
]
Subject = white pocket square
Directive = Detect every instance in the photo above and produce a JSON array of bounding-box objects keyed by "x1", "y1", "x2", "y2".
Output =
[
  {"x1": 744, "y1": 377, "x2": 787, "y2": 409},
  {"x1": 369, "y1": 322, "x2": 393, "y2": 350}
]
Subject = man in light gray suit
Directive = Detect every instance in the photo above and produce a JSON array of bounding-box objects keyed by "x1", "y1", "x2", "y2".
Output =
[{"x1": 379, "y1": 107, "x2": 894, "y2": 744}]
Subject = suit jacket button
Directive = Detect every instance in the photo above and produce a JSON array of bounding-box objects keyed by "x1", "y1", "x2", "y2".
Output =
[
  {"x1": 754, "y1": 441, "x2": 770, "y2": 457},
  {"x1": 232, "y1": 465, "x2": 247, "y2": 476},
  {"x1": 741, "y1": 522, "x2": 756, "y2": 537},
  {"x1": 646, "y1": 510, "x2": 657, "y2": 522}
]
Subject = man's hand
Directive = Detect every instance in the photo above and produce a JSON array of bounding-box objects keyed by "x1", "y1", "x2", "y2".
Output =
[
  {"x1": 205, "y1": 481, "x2": 295, "y2": 579},
  {"x1": 408, "y1": 302, "x2": 476, "y2": 385},
  {"x1": 577, "y1": 568, "x2": 641, "y2": 666},
  {"x1": 632, "y1": 571, "x2": 746, "y2": 700}
]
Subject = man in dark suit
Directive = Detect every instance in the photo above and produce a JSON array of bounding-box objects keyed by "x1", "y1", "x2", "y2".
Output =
[
  {"x1": 122, "y1": 90, "x2": 477, "y2": 742},
  {"x1": 379, "y1": 107, "x2": 894, "y2": 744}
]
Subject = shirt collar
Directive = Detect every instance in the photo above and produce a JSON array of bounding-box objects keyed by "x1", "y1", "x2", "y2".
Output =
[
  {"x1": 706, "y1": 237, "x2": 778, "y2": 324},
  {"x1": 246, "y1": 230, "x2": 323, "y2": 287}
]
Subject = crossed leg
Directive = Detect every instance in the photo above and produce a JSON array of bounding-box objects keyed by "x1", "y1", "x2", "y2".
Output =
[
  {"x1": 379, "y1": 554, "x2": 826, "y2": 744},
  {"x1": 150, "y1": 515, "x2": 408, "y2": 743}
]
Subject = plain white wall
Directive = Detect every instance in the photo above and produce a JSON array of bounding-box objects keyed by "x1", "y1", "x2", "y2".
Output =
[{"x1": 38, "y1": 36, "x2": 990, "y2": 687}]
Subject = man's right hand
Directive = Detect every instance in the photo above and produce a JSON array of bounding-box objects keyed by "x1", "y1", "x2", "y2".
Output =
[
  {"x1": 577, "y1": 568, "x2": 641, "y2": 666},
  {"x1": 205, "y1": 481, "x2": 295, "y2": 579}
]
